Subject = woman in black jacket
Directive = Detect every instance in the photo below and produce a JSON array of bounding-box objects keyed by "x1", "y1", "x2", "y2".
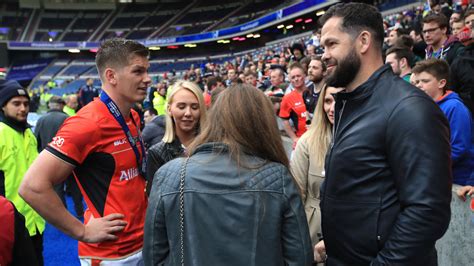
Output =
[
  {"x1": 145, "y1": 80, "x2": 207, "y2": 195},
  {"x1": 144, "y1": 84, "x2": 312, "y2": 266}
]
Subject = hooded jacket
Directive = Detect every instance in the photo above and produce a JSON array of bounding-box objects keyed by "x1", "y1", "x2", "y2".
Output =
[
  {"x1": 425, "y1": 35, "x2": 465, "y2": 65},
  {"x1": 436, "y1": 91, "x2": 474, "y2": 185},
  {"x1": 321, "y1": 65, "x2": 452, "y2": 265}
]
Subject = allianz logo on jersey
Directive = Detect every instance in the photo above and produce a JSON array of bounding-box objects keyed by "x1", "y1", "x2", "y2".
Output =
[{"x1": 119, "y1": 167, "x2": 139, "y2": 181}]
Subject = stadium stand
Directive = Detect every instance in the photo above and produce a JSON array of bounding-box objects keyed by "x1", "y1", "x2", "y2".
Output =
[{"x1": 2, "y1": 0, "x2": 436, "y2": 97}]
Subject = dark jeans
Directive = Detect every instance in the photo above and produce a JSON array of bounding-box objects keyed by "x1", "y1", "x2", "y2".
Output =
[{"x1": 53, "y1": 175, "x2": 84, "y2": 217}]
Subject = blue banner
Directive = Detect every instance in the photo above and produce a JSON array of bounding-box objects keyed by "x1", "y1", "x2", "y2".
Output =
[
  {"x1": 6, "y1": 58, "x2": 53, "y2": 81},
  {"x1": 7, "y1": 0, "x2": 328, "y2": 49}
]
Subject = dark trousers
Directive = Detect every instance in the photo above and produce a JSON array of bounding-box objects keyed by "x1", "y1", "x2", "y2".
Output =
[
  {"x1": 31, "y1": 232, "x2": 43, "y2": 266},
  {"x1": 53, "y1": 175, "x2": 84, "y2": 217}
]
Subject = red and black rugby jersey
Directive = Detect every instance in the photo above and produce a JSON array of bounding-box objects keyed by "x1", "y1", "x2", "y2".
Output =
[
  {"x1": 46, "y1": 98, "x2": 147, "y2": 259},
  {"x1": 279, "y1": 90, "x2": 308, "y2": 137}
]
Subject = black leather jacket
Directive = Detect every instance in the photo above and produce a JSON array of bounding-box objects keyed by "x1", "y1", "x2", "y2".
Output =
[
  {"x1": 144, "y1": 143, "x2": 313, "y2": 266},
  {"x1": 321, "y1": 65, "x2": 452, "y2": 265},
  {"x1": 146, "y1": 138, "x2": 184, "y2": 181}
]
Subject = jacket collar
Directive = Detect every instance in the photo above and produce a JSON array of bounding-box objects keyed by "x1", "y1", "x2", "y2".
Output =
[
  {"x1": 47, "y1": 109, "x2": 66, "y2": 114},
  {"x1": 336, "y1": 64, "x2": 392, "y2": 101},
  {"x1": 426, "y1": 35, "x2": 459, "y2": 54},
  {"x1": 0, "y1": 112, "x2": 31, "y2": 133},
  {"x1": 435, "y1": 90, "x2": 455, "y2": 104},
  {"x1": 194, "y1": 142, "x2": 229, "y2": 154}
]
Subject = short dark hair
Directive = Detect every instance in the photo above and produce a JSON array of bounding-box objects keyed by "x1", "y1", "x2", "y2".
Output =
[
  {"x1": 391, "y1": 28, "x2": 405, "y2": 37},
  {"x1": 244, "y1": 71, "x2": 258, "y2": 78},
  {"x1": 145, "y1": 107, "x2": 158, "y2": 116},
  {"x1": 464, "y1": 9, "x2": 474, "y2": 20},
  {"x1": 453, "y1": 17, "x2": 464, "y2": 24},
  {"x1": 412, "y1": 59, "x2": 450, "y2": 85},
  {"x1": 310, "y1": 55, "x2": 327, "y2": 72},
  {"x1": 423, "y1": 13, "x2": 449, "y2": 29},
  {"x1": 410, "y1": 27, "x2": 422, "y2": 37},
  {"x1": 452, "y1": 11, "x2": 465, "y2": 20},
  {"x1": 429, "y1": 0, "x2": 440, "y2": 8},
  {"x1": 319, "y1": 3, "x2": 384, "y2": 49},
  {"x1": 207, "y1": 76, "x2": 223, "y2": 90},
  {"x1": 394, "y1": 35, "x2": 415, "y2": 49},
  {"x1": 386, "y1": 46, "x2": 415, "y2": 68},
  {"x1": 95, "y1": 38, "x2": 149, "y2": 79}
]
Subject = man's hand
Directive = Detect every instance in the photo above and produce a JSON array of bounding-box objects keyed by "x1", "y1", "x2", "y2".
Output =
[
  {"x1": 457, "y1": 185, "x2": 474, "y2": 201},
  {"x1": 80, "y1": 213, "x2": 127, "y2": 243},
  {"x1": 314, "y1": 240, "x2": 327, "y2": 263}
]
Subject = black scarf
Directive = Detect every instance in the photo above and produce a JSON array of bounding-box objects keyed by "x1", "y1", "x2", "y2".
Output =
[{"x1": 0, "y1": 112, "x2": 30, "y2": 133}]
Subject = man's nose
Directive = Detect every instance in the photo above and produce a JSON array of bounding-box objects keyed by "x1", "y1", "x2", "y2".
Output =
[{"x1": 143, "y1": 72, "x2": 152, "y2": 84}]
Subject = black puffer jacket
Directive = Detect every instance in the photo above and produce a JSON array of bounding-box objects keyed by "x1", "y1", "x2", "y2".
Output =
[
  {"x1": 144, "y1": 143, "x2": 313, "y2": 266},
  {"x1": 321, "y1": 65, "x2": 452, "y2": 265}
]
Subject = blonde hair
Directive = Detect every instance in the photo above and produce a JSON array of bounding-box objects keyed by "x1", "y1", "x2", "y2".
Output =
[
  {"x1": 307, "y1": 84, "x2": 333, "y2": 168},
  {"x1": 162, "y1": 80, "x2": 207, "y2": 143}
]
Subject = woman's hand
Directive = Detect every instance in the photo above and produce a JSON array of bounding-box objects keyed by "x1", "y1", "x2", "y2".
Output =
[{"x1": 314, "y1": 240, "x2": 327, "y2": 263}]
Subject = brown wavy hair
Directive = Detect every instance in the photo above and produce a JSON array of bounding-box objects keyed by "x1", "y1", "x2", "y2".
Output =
[{"x1": 188, "y1": 83, "x2": 289, "y2": 168}]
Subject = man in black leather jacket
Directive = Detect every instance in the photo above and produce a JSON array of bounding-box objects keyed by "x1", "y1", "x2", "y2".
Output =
[{"x1": 314, "y1": 3, "x2": 452, "y2": 265}]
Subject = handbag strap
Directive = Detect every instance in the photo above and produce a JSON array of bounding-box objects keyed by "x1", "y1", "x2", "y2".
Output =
[{"x1": 179, "y1": 157, "x2": 190, "y2": 266}]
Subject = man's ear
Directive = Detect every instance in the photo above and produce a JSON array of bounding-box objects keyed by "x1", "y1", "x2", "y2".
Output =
[
  {"x1": 359, "y1": 31, "x2": 371, "y2": 54},
  {"x1": 400, "y1": 57, "x2": 408, "y2": 69},
  {"x1": 105, "y1": 68, "x2": 117, "y2": 86},
  {"x1": 438, "y1": 78, "x2": 447, "y2": 89},
  {"x1": 441, "y1": 26, "x2": 448, "y2": 35}
]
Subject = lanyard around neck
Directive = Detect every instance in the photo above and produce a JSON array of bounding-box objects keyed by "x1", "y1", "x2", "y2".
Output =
[{"x1": 100, "y1": 91, "x2": 147, "y2": 177}]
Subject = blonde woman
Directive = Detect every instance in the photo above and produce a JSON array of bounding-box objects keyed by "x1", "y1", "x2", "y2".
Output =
[
  {"x1": 146, "y1": 80, "x2": 207, "y2": 194},
  {"x1": 291, "y1": 84, "x2": 342, "y2": 246}
]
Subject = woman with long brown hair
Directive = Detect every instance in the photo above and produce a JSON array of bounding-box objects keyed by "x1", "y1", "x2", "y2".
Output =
[
  {"x1": 144, "y1": 84, "x2": 312, "y2": 266},
  {"x1": 291, "y1": 84, "x2": 343, "y2": 247}
]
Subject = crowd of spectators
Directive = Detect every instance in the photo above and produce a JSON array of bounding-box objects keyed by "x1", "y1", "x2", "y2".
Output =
[{"x1": 30, "y1": 0, "x2": 474, "y2": 187}]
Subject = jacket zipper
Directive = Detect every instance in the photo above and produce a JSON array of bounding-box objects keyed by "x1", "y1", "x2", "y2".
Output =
[{"x1": 320, "y1": 99, "x2": 346, "y2": 242}]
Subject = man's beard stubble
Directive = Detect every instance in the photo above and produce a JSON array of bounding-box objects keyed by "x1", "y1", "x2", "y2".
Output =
[
  {"x1": 325, "y1": 48, "x2": 361, "y2": 88},
  {"x1": 310, "y1": 73, "x2": 324, "y2": 84}
]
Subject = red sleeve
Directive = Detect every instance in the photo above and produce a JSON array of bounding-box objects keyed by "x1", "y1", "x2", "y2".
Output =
[
  {"x1": 46, "y1": 115, "x2": 101, "y2": 166},
  {"x1": 204, "y1": 93, "x2": 211, "y2": 107},
  {"x1": 0, "y1": 196, "x2": 14, "y2": 266},
  {"x1": 279, "y1": 94, "x2": 292, "y2": 119}
]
